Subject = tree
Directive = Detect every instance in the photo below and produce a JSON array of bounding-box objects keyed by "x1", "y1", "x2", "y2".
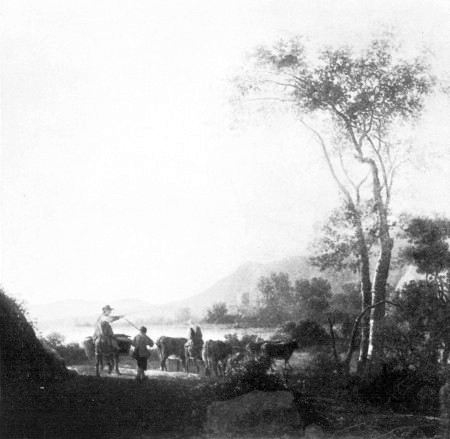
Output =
[
  {"x1": 175, "y1": 307, "x2": 192, "y2": 323},
  {"x1": 257, "y1": 272, "x2": 294, "y2": 324},
  {"x1": 293, "y1": 277, "x2": 332, "y2": 322},
  {"x1": 256, "y1": 272, "x2": 332, "y2": 324},
  {"x1": 237, "y1": 34, "x2": 435, "y2": 372},
  {"x1": 399, "y1": 215, "x2": 450, "y2": 290},
  {"x1": 398, "y1": 215, "x2": 450, "y2": 361},
  {"x1": 205, "y1": 302, "x2": 233, "y2": 324}
]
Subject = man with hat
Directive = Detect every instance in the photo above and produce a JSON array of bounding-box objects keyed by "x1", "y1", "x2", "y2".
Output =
[
  {"x1": 132, "y1": 326, "x2": 154, "y2": 381},
  {"x1": 93, "y1": 305, "x2": 124, "y2": 350}
]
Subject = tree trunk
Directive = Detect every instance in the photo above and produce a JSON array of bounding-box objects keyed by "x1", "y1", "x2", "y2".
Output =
[
  {"x1": 366, "y1": 209, "x2": 393, "y2": 372},
  {"x1": 355, "y1": 218, "x2": 372, "y2": 374},
  {"x1": 367, "y1": 241, "x2": 392, "y2": 365},
  {"x1": 365, "y1": 162, "x2": 393, "y2": 375}
]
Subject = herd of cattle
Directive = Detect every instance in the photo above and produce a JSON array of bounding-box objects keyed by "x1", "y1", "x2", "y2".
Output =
[{"x1": 86, "y1": 327, "x2": 300, "y2": 378}]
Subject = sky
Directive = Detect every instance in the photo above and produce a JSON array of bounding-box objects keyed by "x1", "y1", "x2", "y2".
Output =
[{"x1": 2, "y1": 0, "x2": 450, "y2": 306}]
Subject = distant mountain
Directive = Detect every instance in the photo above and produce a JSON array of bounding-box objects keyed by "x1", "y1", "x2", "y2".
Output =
[
  {"x1": 160, "y1": 256, "x2": 355, "y2": 314},
  {"x1": 148, "y1": 255, "x2": 406, "y2": 316},
  {"x1": 29, "y1": 255, "x2": 408, "y2": 325},
  {"x1": 28, "y1": 298, "x2": 154, "y2": 327}
]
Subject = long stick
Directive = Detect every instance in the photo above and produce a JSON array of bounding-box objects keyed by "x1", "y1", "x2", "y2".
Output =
[{"x1": 123, "y1": 317, "x2": 140, "y2": 331}]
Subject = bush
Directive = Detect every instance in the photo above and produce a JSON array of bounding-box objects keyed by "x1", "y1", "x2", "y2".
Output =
[
  {"x1": 40, "y1": 333, "x2": 88, "y2": 366},
  {"x1": 56, "y1": 343, "x2": 88, "y2": 366},
  {"x1": 213, "y1": 356, "x2": 287, "y2": 400},
  {"x1": 204, "y1": 302, "x2": 238, "y2": 324},
  {"x1": 292, "y1": 352, "x2": 343, "y2": 396},
  {"x1": 276, "y1": 319, "x2": 330, "y2": 348},
  {"x1": 223, "y1": 333, "x2": 264, "y2": 349},
  {"x1": 359, "y1": 364, "x2": 443, "y2": 414}
]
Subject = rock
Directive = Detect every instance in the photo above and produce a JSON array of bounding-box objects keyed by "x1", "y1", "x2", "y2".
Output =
[
  {"x1": 305, "y1": 424, "x2": 325, "y2": 439},
  {"x1": 206, "y1": 390, "x2": 302, "y2": 435}
]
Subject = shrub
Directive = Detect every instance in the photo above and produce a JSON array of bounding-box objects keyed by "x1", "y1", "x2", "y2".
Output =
[
  {"x1": 292, "y1": 352, "x2": 343, "y2": 396},
  {"x1": 223, "y1": 333, "x2": 264, "y2": 349},
  {"x1": 359, "y1": 364, "x2": 443, "y2": 414},
  {"x1": 276, "y1": 319, "x2": 330, "y2": 348},
  {"x1": 213, "y1": 356, "x2": 286, "y2": 400},
  {"x1": 40, "y1": 333, "x2": 88, "y2": 366}
]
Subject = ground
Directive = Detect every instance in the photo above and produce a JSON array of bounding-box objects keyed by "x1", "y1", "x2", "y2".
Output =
[{"x1": 0, "y1": 354, "x2": 443, "y2": 439}]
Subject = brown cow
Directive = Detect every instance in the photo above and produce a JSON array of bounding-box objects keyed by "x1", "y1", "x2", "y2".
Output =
[
  {"x1": 155, "y1": 336, "x2": 187, "y2": 371},
  {"x1": 261, "y1": 339, "x2": 299, "y2": 370},
  {"x1": 202, "y1": 339, "x2": 233, "y2": 377}
]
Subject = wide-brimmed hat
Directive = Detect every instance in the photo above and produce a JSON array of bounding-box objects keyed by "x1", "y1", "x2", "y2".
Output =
[
  {"x1": 102, "y1": 305, "x2": 114, "y2": 311},
  {"x1": 140, "y1": 326, "x2": 147, "y2": 333}
]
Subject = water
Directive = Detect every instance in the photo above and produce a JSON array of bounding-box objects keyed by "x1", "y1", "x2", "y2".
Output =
[{"x1": 36, "y1": 321, "x2": 275, "y2": 345}]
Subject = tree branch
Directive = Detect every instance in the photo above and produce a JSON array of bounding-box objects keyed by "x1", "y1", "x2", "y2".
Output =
[{"x1": 299, "y1": 118, "x2": 355, "y2": 206}]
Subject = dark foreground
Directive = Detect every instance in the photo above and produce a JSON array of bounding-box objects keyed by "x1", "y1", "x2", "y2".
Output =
[
  {"x1": 0, "y1": 360, "x2": 443, "y2": 439},
  {"x1": 1, "y1": 373, "x2": 211, "y2": 439}
]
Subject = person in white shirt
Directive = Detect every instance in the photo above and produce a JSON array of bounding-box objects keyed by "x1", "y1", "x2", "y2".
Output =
[{"x1": 93, "y1": 305, "x2": 124, "y2": 350}]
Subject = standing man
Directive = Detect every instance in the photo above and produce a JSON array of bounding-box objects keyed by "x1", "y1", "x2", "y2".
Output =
[
  {"x1": 132, "y1": 326, "x2": 154, "y2": 381},
  {"x1": 93, "y1": 305, "x2": 124, "y2": 350}
]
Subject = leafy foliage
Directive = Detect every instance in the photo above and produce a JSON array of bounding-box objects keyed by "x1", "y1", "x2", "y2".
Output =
[
  {"x1": 40, "y1": 332, "x2": 88, "y2": 366},
  {"x1": 293, "y1": 278, "x2": 332, "y2": 321},
  {"x1": 204, "y1": 302, "x2": 236, "y2": 324},
  {"x1": 399, "y1": 215, "x2": 450, "y2": 278},
  {"x1": 311, "y1": 203, "x2": 378, "y2": 273},
  {"x1": 214, "y1": 356, "x2": 286, "y2": 400},
  {"x1": 359, "y1": 364, "x2": 442, "y2": 414},
  {"x1": 223, "y1": 332, "x2": 263, "y2": 349},
  {"x1": 256, "y1": 272, "x2": 332, "y2": 325},
  {"x1": 237, "y1": 33, "x2": 436, "y2": 366},
  {"x1": 276, "y1": 320, "x2": 330, "y2": 351},
  {"x1": 383, "y1": 281, "x2": 450, "y2": 372},
  {"x1": 250, "y1": 36, "x2": 434, "y2": 135}
]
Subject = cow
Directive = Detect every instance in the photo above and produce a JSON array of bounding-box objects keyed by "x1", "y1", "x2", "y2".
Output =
[
  {"x1": 245, "y1": 340, "x2": 266, "y2": 359},
  {"x1": 155, "y1": 336, "x2": 187, "y2": 372},
  {"x1": 202, "y1": 339, "x2": 233, "y2": 377},
  {"x1": 184, "y1": 327, "x2": 204, "y2": 373},
  {"x1": 261, "y1": 339, "x2": 299, "y2": 370}
]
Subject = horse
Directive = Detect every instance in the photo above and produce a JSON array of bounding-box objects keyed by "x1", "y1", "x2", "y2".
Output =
[
  {"x1": 184, "y1": 326, "x2": 204, "y2": 373},
  {"x1": 84, "y1": 334, "x2": 132, "y2": 376}
]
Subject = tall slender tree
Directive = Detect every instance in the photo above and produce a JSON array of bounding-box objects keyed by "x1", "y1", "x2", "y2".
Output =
[{"x1": 236, "y1": 35, "x2": 435, "y2": 372}]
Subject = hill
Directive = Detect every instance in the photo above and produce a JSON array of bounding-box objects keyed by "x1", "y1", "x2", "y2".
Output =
[{"x1": 29, "y1": 255, "x2": 407, "y2": 325}]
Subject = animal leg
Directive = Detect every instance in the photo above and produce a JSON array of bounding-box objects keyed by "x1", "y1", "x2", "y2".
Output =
[
  {"x1": 95, "y1": 357, "x2": 100, "y2": 377},
  {"x1": 115, "y1": 354, "x2": 121, "y2": 375}
]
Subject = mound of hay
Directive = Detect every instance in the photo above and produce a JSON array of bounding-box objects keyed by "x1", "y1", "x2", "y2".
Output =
[{"x1": 0, "y1": 289, "x2": 70, "y2": 385}]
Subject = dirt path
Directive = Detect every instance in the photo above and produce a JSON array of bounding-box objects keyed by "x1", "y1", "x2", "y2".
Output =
[{"x1": 70, "y1": 357, "x2": 206, "y2": 382}]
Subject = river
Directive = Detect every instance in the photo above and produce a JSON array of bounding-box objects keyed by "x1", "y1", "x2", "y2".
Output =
[{"x1": 35, "y1": 320, "x2": 275, "y2": 345}]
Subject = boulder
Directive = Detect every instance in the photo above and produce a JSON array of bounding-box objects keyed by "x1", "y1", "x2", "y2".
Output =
[
  {"x1": 206, "y1": 390, "x2": 302, "y2": 435},
  {"x1": 305, "y1": 424, "x2": 325, "y2": 439}
]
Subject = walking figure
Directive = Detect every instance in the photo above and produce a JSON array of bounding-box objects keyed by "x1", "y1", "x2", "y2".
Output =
[{"x1": 132, "y1": 326, "x2": 154, "y2": 381}]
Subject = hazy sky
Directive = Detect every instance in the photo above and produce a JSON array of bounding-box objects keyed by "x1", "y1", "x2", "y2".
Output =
[{"x1": 2, "y1": 0, "x2": 450, "y2": 306}]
